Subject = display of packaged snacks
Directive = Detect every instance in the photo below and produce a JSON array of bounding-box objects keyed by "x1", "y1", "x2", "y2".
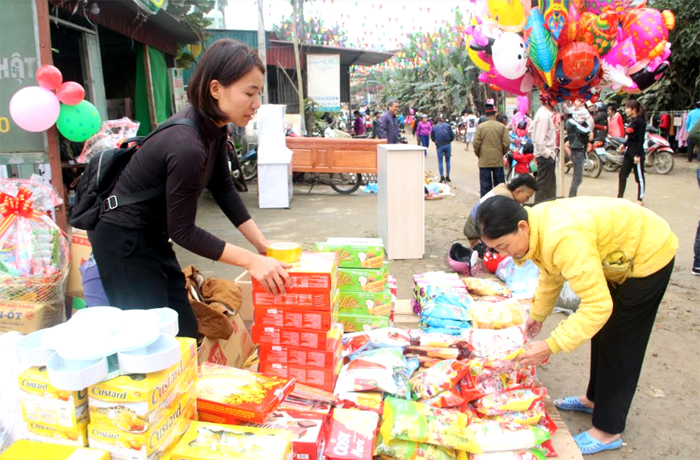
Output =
[
  {"x1": 409, "y1": 359, "x2": 470, "y2": 400},
  {"x1": 342, "y1": 327, "x2": 410, "y2": 358},
  {"x1": 462, "y1": 422, "x2": 551, "y2": 455},
  {"x1": 488, "y1": 400, "x2": 546, "y2": 426},
  {"x1": 335, "y1": 347, "x2": 410, "y2": 396},
  {"x1": 323, "y1": 408, "x2": 379, "y2": 460},
  {"x1": 196, "y1": 362, "x2": 295, "y2": 424},
  {"x1": 88, "y1": 337, "x2": 197, "y2": 428},
  {"x1": 336, "y1": 267, "x2": 387, "y2": 292},
  {"x1": 461, "y1": 361, "x2": 536, "y2": 403},
  {"x1": 252, "y1": 252, "x2": 338, "y2": 293},
  {"x1": 374, "y1": 433, "x2": 459, "y2": 460},
  {"x1": 169, "y1": 421, "x2": 293, "y2": 460},
  {"x1": 87, "y1": 387, "x2": 195, "y2": 459},
  {"x1": 469, "y1": 299, "x2": 525, "y2": 330},
  {"x1": 420, "y1": 292, "x2": 472, "y2": 322},
  {"x1": 19, "y1": 366, "x2": 88, "y2": 430},
  {"x1": 412, "y1": 272, "x2": 469, "y2": 315},
  {"x1": 336, "y1": 289, "x2": 392, "y2": 316},
  {"x1": 461, "y1": 325, "x2": 528, "y2": 358},
  {"x1": 258, "y1": 333, "x2": 341, "y2": 368},
  {"x1": 253, "y1": 289, "x2": 336, "y2": 311},
  {"x1": 254, "y1": 305, "x2": 338, "y2": 331},
  {"x1": 258, "y1": 358, "x2": 342, "y2": 393},
  {"x1": 315, "y1": 239, "x2": 384, "y2": 269},
  {"x1": 239, "y1": 411, "x2": 325, "y2": 460},
  {"x1": 336, "y1": 392, "x2": 383, "y2": 413},
  {"x1": 289, "y1": 382, "x2": 338, "y2": 405},
  {"x1": 473, "y1": 388, "x2": 547, "y2": 417},
  {"x1": 338, "y1": 312, "x2": 391, "y2": 332},
  {"x1": 461, "y1": 277, "x2": 512, "y2": 298},
  {"x1": 0, "y1": 440, "x2": 109, "y2": 460},
  {"x1": 26, "y1": 420, "x2": 88, "y2": 447},
  {"x1": 380, "y1": 397, "x2": 473, "y2": 451},
  {"x1": 251, "y1": 323, "x2": 343, "y2": 349}
]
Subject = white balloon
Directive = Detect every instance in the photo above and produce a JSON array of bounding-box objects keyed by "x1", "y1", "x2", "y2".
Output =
[{"x1": 491, "y1": 32, "x2": 528, "y2": 80}]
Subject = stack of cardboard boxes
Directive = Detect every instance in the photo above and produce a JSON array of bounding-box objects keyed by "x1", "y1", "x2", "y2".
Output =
[
  {"x1": 315, "y1": 238, "x2": 393, "y2": 333},
  {"x1": 250, "y1": 252, "x2": 343, "y2": 392}
]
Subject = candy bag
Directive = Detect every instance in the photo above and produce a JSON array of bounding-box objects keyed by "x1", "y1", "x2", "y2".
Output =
[
  {"x1": 488, "y1": 400, "x2": 546, "y2": 426},
  {"x1": 336, "y1": 347, "x2": 408, "y2": 396},
  {"x1": 421, "y1": 292, "x2": 472, "y2": 322},
  {"x1": 336, "y1": 392, "x2": 384, "y2": 413},
  {"x1": 462, "y1": 422, "x2": 551, "y2": 454},
  {"x1": 419, "y1": 388, "x2": 465, "y2": 408},
  {"x1": 410, "y1": 359, "x2": 470, "y2": 400},
  {"x1": 380, "y1": 397, "x2": 473, "y2": 451},
  {"x1": 473, "y1": 388, "x2": 547, "y2": 416},
  {"x1": 374, "y1": 433, "x2": 458, "y2": 460},
  {"x1": 421, "y1": 316, "x2": 470, "y2": 330},
  {"x1": 469, "y1": 299, "x2": 525, "y2": 330},
  {"x1": 78, "y1": 117, "x2": 140, "y2": 163},
  {"x1": 461, "y1": 277, "x2": 512, "y2": 298},
  {"x1": 343, "y1": 328, "x2": 410, "y2": 358},
  {"x1": 461, "y1": 356, "x2": 536, "y2": 403},
  {"x1": 461, "y1": 325, "x2": 527, "y2": 358},
  {"x1": 466, "y1": 450, "x2": 547, "y2": 460}
]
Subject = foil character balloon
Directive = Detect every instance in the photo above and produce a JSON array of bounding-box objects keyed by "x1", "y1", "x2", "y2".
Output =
[
  {"x1": 479, "y1": 69, "x2": 534, "y2": 96},
  {"x1": 540, "y1": 0, "x2": 569, "y2": 41},
  {"x1": 601, "y1": 37, "x2": 637, "y2": 90},
  {"x1": 524, "y1": 8, "x2": 558, "y2": 88},
  {"x1": 554, "y1": 42, "x2": 602, "y2": 99},
  {"x1": 491, "y1": 32, "x2": 528, "y2": 79},
  {"x1": 466, "y1": 34, "x2": 493, "y2": 71},
  {"x1": 486, "y1": 0, "x2": 528, "y2": 33},
  {"x1": 579, "y1": 8, "x2": 619, "y2": 55},
  {"x1": 584, "y1": 0, "x2": 625, "y2": 15},
  {"x1": 622, "y1": 7, "x2": 675, "y2": 60}
]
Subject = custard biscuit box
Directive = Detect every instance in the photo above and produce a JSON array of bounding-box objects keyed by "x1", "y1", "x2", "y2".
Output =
[
  {"x1": 0, "y1": 440, "x2": 110, "y2": 460},
  {"x1": 338, "y1": 313, "x2": 391, "y2": 333},
  {"x1": 336, "y1": 289, "x2": 392, "y2": 316},
  {"x1": 19, "y1": 366, "x2": 88, "y2": 430},
  {"x1": 336, "y1": 268, "x2": 387, "y2": 293},
  {"x1": 25, "y1": 420, "x2": 89, "y2": 447},
  {"x1": 315, "y1": 239, "x2": 384, "y2": 269},
  {"x1": 87, "y1": 386, "x2": 196, "y2": 460},
  {"x1": 88, "y1": 338, "x2": 196, "y2": 429},
  {"x1": 169, "y1": 421, "x2": 293, "y2": 460},
  {"x1": 252, "y1": 252, "x2": 338, "y2": 294}
]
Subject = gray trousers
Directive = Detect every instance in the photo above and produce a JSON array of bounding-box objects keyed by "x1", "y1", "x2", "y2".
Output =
[{"x1": 569, "y1": 149, "x2": 585, "y2": 197}]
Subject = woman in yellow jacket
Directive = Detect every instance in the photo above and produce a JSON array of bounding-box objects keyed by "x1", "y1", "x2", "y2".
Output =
[{"x1": 477, "y1": 196, "x2": 677, "y2": 455}]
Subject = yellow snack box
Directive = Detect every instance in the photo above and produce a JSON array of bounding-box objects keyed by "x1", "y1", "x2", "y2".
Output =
[
  {"x1": 170, "y1": 421, "x2": 293, "y2": 460},
  {"x1": 19, "y1": 366, "x2": 89, "y2": 429},
  {"x1": 88, "y1": 338, "x2": 196, "y2": 428},
  {"x1": 88, "y1": 386, "x2": 196, "y2": 460},
  {"x1": 25, "y1": 419, "x2": 89, "y2": 447},
  {"x1": 0, "y1": 440, "x2": 110, "y2": 460}
]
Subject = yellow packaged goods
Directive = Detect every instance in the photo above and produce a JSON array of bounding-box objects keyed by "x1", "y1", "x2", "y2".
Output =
[
  {"x1": 170, "y1": 421, "x2": 293, "y2": 460},
  {"x1": 88, "y1": 338, "x2": 196, "y2": 428},
  {"x1": 87, "y1": 387, "x2": 196, "y2": 460},
  {"x1": 0, "y1": 440, "x2": 110, "y2": 460},
  {"x1": 26, "y1": 420, "x2": 89, "y2": 447},
  {"x1": 0, "y1": 299, "x2": 64, "y2": 334},
  {"x1": 461, "y1": 277, "x2": 512, "y2": 298},
  {"x1": 67, "y1": 228, "x2": 91, "y2": 295},
  {"x1": 19, "y1": 366, "x2": 88, "y2": 429},
  {"x1": 469, "y1": 299, "x2": 525, "y2": 330}
]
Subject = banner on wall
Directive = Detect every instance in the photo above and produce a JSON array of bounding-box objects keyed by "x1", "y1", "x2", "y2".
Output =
[
  {"x1": 307, "y1": 54, "x2": 340, "y2": 112},
  {"x1": 505, "y1": 97, "x2": 518, "y2": 123}
]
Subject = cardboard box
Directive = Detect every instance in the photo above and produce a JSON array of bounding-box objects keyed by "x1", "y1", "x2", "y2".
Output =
[
  {"x1": 338, "y1": 313, "x2": 391, "y2": 333},
  {"x1": 336, "y1": 268, "x2": 387, "y2": 293},
  {"x1": 26, "y1": 420, "x2": 89, "y2": 447},
  {"x1": 198, "y1": 312, "x2": 254, "y2": 369},
  {"x1": 258, "y1": 334, "x2": 341, "y2": 369},
  {"x1": 0, "y1": 299, "x2": 64, "y2": 334},
  {"x1": 19, "y1": 366, "x2": 88, "y2": 430},
  {"x1": 169, "y1": 421, "x2": 293, "y2": 460},
  {"x1": 254, "y1": 305, "x2": 338, "y2": 331},
  {"x1": 67, "y1": 229, "x2": 91, "y2": 296},
  {"x1": 315, "y1": 240, "x2": 384, "y2": 269},
  {"x1": 253, "y1": 289, "x2": 336, "y2": 311},
  {"x1": 251, "y1": 323, "x2": 343, "y2": 350},
  {"x1": 234, "y1": 271, "x2": 254, "y2": 322},
  {"x1": 252, "y1": 252, "x2": 338, "y2": 294},
  {"x1": 240, "y1": 411, "x2": 325, "y2": 460},
  {"x1": 258, "y1": 359, "x2": 341, "y2": 393},
  {"x1": 0, "y1": 440, "x2": 110, "y2": 460},
  {"x1": 323, "y1": 408, "x2": 378, "y2": 460},
  {"x1": 336, "y1": 290, "x2": 392, "y2": 316}
]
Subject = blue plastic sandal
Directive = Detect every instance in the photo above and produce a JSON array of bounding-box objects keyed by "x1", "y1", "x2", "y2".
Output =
[
  {"x1": 554, "y1": 396, "x2": 594, "y2": 414},
  {"x1": 574, "y1": 431, "x2": 623, "y2": 455}
]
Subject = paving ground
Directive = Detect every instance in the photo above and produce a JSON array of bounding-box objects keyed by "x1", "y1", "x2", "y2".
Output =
[{"x1": 176, "y1": 136, "x2": 700, "y2": 460}]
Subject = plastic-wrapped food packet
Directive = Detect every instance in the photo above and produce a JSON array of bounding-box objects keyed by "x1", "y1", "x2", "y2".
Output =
[
  {"x1": 469, "y1": 299, "x2": 525, "y2": 330},
  {"x1": 488, "y1": 400, "x2": 546, "y2": 425},
  {"x1": 461, "y1": 325, "x2": 528, "y2": 358},
  {"x1": 460, "y1": 354, "x2": 536, "y2": 403},
  {"x1": 336, "y1": 347, "x2": 409, "y2": 396},
  {"x1": 374, "y1": 433, "x2": 459, "y2": 460},
  {"x1": 473, "y1": 388, "x2": 547, "y2": 416},
  {"x1": 421, "y1": 317, "x2": 470, "y2": 330},
  {"x1": 419, "y1": 388, "x2": 465, "y2": 408},
  {"x1": 462, "y1": 422, "x2": 551, "y2": 454},
  {"x1": 343, "y1": 328, "x2": 410, "y2": 358},
  {"x1": 410, "y1": 359, "x2": 470, "y2": 400},
  {"x1": 462, "y1": 277, "x2": 512, "y2": 298},
  {"x1": 336, "y1": 392, "x2": 383, "y2": 413}
]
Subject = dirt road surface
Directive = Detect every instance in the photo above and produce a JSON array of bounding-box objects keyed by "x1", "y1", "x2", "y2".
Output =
[{"x1": 176, "y1": 137, "x2": 700, "y2": 460}]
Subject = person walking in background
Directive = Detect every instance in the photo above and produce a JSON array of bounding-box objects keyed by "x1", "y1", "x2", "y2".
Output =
[
  {"x1": 607, "y1": 104, "x2": 625, "y2": 138},
  {"x1": 377, "y1": 100, "x2": 400, "y2": 144},
  {"x1": 530, "y1": 92, "x2": 559, "y2": 203},
  {"x1": 352, "y1": 110, "x2": 365, "y2": 136},
  {"x1": 405, "y1": 109, "x2": 415, "y2": 135},
  {"x1": 593, "y1": 102, "x2": 609, "y2": 144},
  {"x1": 566, "y1": 102, "x2": 592, "y2": 197},
  {"x1": 497, "y1": 113, "x2": 509, "y2": 126},
  {"x1": 686, "y1": 101, "x2": 700, "y2": 162},
  {"x1": 691, "y1": 121, "x2": 700, "y2": 276},
  {"x1": 416, "y1": 115, "x2": 432, "y2": 153},
  {"x1": 371, "y1": 112, "x2": 380, "y2": 138},
  {"x1": 464, "y1": 110, "x2": 478, "y2": 151},
  {"x1": 474, "y1": 102, "x2": 509, "y2": 197},
  {"x1": 618, "y1": 100, "x2": 647, "y2": 206},
  {"x1": 431, "y1": 116, "x2": 455, "y2": 183}
]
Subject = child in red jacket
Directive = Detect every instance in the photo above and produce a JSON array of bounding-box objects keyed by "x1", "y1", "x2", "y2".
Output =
[{"x1": 513, "y1": 142, "x2": 535, "y2": 176}]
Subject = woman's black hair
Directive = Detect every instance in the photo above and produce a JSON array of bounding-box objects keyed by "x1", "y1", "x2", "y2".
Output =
[
  {"x1": 507, "y1": 174, "x2": 538, "y2": 192},
  {"x1": 477, "y1": 195, "x2": 529, "y2": 239},
  {"x1": 496, "y1": 113, "x2": 508, "y2": 124},
  {"x1": 521, "y1": 142, "x2": 534, "y2": 154},
  {"x1": 625, "y1": 99, "x2": 646, "y2": 120}
]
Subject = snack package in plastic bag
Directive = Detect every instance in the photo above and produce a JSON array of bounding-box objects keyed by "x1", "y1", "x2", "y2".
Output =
[
  {"x1": 410, "y1": 331, "x2": 465, "y2": 348},
  {"x1": 462, "y1": 422, "x2": 551, "y2": 454},
  {"x1": 412, "y1": 272, "x2": 469, "y2": 315},
  {"x1": 380, "y1": 397, "x2": 473, "y2": 451},
  {"x1": 343, "y1": 327, "x2": 410, "y2": 358},
  {"x1": 488, "y1": 400, "x2": 546, "y2": 425},
  {"x1": 473, "y1": 388, "x2": 547, "y2": 417},
  {"x1": 556, "y1": 281, "x2": 581, "y2": 312},
  {"x1": 410, "y1": 359, "x2": 470, "y2": 400},
  {"x1": 461, "y1": 325, "x2": 528, "y2": 358},
  {"x1": 336, "y1": 392, "x2": 384, "y2": 413},
  {"x1": 336, "y1": 347, "x2": 409, "y2": 396},
  {"x1": 375, "y1": 433, "x2": 459, "y2": 460},
  {"x1": 460, "y1": 355, "x2": 536, "y2": 403},
  {"x1": 405, "y1": 345, "x2": 469, "y2": 361},
  {"x1": 419, "y1": 388, "x2": 465, "y2": 408},
  {"x1": 0, "y1": 176, "x2": 63, "y2": 211},
  {"x1": 466, "y1": 449, "x2": 547, "y2": 460},
  {"x1": 78, "y1": 117, "x2": 140, "y2": 163},
  {"x1": 421, "y1": 316, "x2": 470, "y2": 331},
  {"x1": 462, "y1": 277, "x2": 512, "y2": 298},
  {"x1": 421, "y1": 294, "x2": 472, "y2": 323},
  {"x1": 469, "y1": 299, "x2": 525, "y2": 330},
  {"x1": 495, "y1": 258, "x2": 540, "y2": 300}
]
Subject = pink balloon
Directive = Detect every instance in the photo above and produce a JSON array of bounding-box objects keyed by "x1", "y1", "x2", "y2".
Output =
[
  {"x1": 36, "y1": 65, "x2": 63, "y2": 91},
  {"x1": 56, "y1": 81, "x2": 85, "y2": 105},
  {"x1": 9, "y1": 86, "x2": 60, "y2": 132}
]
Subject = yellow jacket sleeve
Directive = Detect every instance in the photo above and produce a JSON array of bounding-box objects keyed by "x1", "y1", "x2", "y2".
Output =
[
  {"x1": 529, "y1": 270, "x2": 564, "y2": 323},
  {"x1": 545, "y1": 237, "x2": 613, "y2": 353}
]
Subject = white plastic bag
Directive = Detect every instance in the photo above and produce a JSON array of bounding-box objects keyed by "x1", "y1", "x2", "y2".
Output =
[{"x1": 495, "y1": 257, "x2": 539, "y2": 300}]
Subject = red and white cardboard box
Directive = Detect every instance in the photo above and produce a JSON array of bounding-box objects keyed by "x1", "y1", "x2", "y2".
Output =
[
  {"x1": 254, "y1": 306, "x2": 338, "y2": 331},
  {"x1": 258, "y1": 359, "x2": 342, "y2": 393},
  {"x1": 252, "y1": 252, "x2": 338, "y2": 294},
  {"x1": 240, "y1": 411, "x2": 325, "y2": 460},
  {"x1": 251, "y1": 323, "x2": 343, "y2": 350},
  {"x1": 258, "y1": 335, "x2": 341, "y2": 369}
]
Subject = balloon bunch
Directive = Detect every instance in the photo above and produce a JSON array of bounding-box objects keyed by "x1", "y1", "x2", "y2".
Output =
[
  {"x1": 9, "y1": 65, "x2": 101, "y2": 142},
  {"x1": 465, "y1": 0, "x2": 675, "y2": 102}
]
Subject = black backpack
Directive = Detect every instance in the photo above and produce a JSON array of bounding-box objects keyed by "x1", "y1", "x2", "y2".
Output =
[{"x1": 69, "y1": 118, "x2": 201, "y2": 230}]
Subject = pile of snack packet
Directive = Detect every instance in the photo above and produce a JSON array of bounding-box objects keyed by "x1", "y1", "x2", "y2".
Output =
[{"x1": 316, "y1": 238, "x2": 393, "y2": 332}]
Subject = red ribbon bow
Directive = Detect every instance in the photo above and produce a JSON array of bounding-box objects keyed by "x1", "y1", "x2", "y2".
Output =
[{"x1": 0, "y1": 186, "x2": 44, "y2": 239}]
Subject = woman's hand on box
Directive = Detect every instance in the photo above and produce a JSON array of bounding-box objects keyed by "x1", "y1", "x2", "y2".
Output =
[{"x1": 248, "y1": 255, "x2": 291, "y2": 295}]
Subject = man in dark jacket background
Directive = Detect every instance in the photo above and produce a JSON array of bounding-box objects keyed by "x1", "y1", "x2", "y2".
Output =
[
  {"x1": 473, "y1": 102, "x2": 509, "y2": 196},
  {"x1": 431, "y1": 116, "x2": 455, "y2": 183},
  {"x1": 377, "y1": 100, "x2": 400, "y2": 144}
]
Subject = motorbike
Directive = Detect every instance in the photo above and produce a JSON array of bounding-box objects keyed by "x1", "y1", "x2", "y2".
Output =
[
  {"x1": 239, "y1": 147, "x2": 258, "y2": 181},
  {"x1": 293, "y1": 172, "x2": 363, "y2": 194},
  {"x1": 564, "y1": 145, "x2": 603, "y2": 178},
  {"x1": 225, "y1": 130, "x2": 249, "y2": 192},
  {"x1": 601, "y1": 126, "x2": 674, "y2": 175}
]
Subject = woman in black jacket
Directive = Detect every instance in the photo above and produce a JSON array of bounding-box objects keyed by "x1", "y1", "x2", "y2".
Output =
[
  {"x1": 89, "y1": 40, "x2": 290, "y2": 338},
  {"x1": 617, "y1": 100, "x2": 647, "y2": 206}
]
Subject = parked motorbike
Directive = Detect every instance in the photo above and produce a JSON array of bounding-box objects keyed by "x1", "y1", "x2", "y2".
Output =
[
  {"x1": 564, "y1": 148, "x2": 603, "y2": 178},
  {"x1": 601, "y1": 126, "x2": 674, "y2": 175},
  {"x1": 225, "y1": 133, "x2": 248, "y2": 192},
  {"x1": 239, "y1": 147, "x2": 258, "y2": 181},
  {"x1": 293, "y1": 172, "x2": 363, "y2": 194}
]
